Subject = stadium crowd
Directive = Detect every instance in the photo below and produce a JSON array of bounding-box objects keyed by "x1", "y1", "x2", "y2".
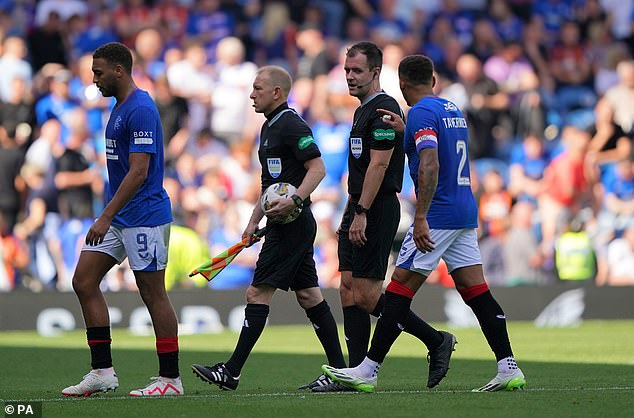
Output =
[{"x1": 1, "y1": 0, "x2": 634, "y2": 293}]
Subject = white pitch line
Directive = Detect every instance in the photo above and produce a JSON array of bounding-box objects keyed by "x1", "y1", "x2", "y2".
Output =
[{"x1": 5, "y1": 386, "x2": 634, "y2": 403}]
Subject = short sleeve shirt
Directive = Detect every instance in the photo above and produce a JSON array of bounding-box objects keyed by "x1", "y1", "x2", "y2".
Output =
[
  {"x1": 104, "y1": 89, "x2": 172, "y2": 227},
  {"x1": 347, "y1": 92, "x2": 404, "y2": 196},
  {"x1": 404, "y1": 96, "x2": 478, "y2": 229},
  {"x1": 258, "y1": 103, "x2": 321, "y2": 204}
]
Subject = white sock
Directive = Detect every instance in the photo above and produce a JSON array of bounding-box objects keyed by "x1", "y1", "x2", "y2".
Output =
[
  {"x1": 497, "y1": 357, "x2": 519, "y2": 374},
  {"x1": 356, "y1": 357, "x2": 381, "y2": 378},
  {"x1": 95, "y1": 367, "x2": 115, "y2": 376}
]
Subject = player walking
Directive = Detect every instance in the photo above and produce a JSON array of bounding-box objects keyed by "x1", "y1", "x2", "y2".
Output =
[
  {"x1": 191, "y1": 65, "x2": 346, "y2": 390},
  {"x1": 322, "y1": 55, "x2": 526, "y2": 393},
  {"x1": 309, "y1": 42, "x2": 455, "y2": 393},
  {"x1": 62, "y1": 42, "x2": 182, "y2": 397}
]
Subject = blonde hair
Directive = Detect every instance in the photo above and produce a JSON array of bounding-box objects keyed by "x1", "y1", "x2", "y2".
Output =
[{"x1": 258, "y1": 65, "x2": 292, "y2": 97}]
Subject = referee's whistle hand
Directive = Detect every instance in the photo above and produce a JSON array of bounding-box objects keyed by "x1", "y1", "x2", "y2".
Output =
[{"x1": 376, "y1": 109, "x2": 405, "y2": 134}]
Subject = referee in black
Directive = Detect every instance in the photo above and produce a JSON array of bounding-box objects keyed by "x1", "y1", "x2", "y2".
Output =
[
  {"x1": 319, "y1": 42, "x2": 455, "y2": 392},
  {"x1": 192, "y1": 65, "x2": 346, "y2": 391}
]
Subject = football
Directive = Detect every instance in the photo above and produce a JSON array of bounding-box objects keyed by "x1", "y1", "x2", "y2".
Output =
[{"x1": 260, "y1": 182, "x2": 302, "y2": 224}]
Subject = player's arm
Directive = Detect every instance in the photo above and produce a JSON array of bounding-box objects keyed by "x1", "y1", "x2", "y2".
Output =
[
  {"x1": 296, "y1": 156, "x2": 326, "y2": 200},
  {"x1": 413, "y1": 147, "x2": 438, "y2": 253},
  {"x1": 86, "y1": 152, "x2": 149, "y2": 246},
  {"x1": 244, "y1": 196, "x2": 266, "y2": 246},
  {"x1": 376, "y1": 108, "x2": 405, "y2": 134}
]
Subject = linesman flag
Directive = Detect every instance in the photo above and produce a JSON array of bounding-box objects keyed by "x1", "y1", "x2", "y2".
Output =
[{"x1": 189, "y1": 227, "x2": 268, "y2": 282}]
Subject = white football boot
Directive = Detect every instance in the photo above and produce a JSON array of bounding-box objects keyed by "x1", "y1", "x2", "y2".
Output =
[
  {"x1": 62, "y1": 369, "x2": 119, "y2": 397},
  {"x1": 129, "y1": 376, "x2": 184, "y2": 397}
]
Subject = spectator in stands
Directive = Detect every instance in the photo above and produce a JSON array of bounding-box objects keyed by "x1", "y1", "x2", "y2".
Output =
[
  {"x1": 604, "y1": 224, "x2": 634, "y2": 286},
  {"x1": 185, "y1": 0, "x2": 234, "y2": 62},
  {"x1": 155, "y1": 0, "x2": 189, "y2": 44},
  {"x1": 509, "y1": 134, "x2": 550, "y2": 203},
  {"x1": 13, "y1": 163, "x2": 60, "y2": 290},
  {"x1": 598, "y1": 158, "x2": 634, "y2": 234},
  {"x1": 489, "y1": 0, "x2": 524, "y2": 43},
  {"x1": 54, "y1": 108, "x2": 98, "y2": 289},
  {"x1": 0, "y1": 35, "x2": 32, "y2": 103},
  {"x1": 210, "y1": 36, "x2": 259, "y2": 146},
  {"x1": 445, "y1": 53, "x2": 509, "y2": 159},
  {"x1": 589, "y1": 59, "x2": 634, "y2": 166},
  {"x1": 34, "y1": 68, "x2": 79, "y2": 145},
  {"x1": 0, "y1": 126, "x2": 24, "y2": 232},
  {"x1": 134, "y1": 28, "x2": 166, "y2": 81},
  {"x1": 0, "y1": 211, "x2": 28, "y2": 291},
  {"x1": 554, "y1": 211, "x2": 596, "y2": 283},
  {"x1": 24, "y1": 118, "x2": 60, "y2": 171},
  {"x1": 538, "y1": 125, "x2": 594, "y2": 260},
  {"x1": 252, "y1": 1, "x2": 296, "y2": 69},
  {"x1": 522, "y1": 18, "x2": 555, "y2": 94},
  {"x1": 548, "y1": 20, "x2": 596, "y2": 118},
  {"x1": 0, "y1": 75, "x2": 35, "y2": 141},
  {"x1": 503, "y1": 201, "x2": 549, "y2": 285},
  {"x1": 154, "y1": 75, "x2": 189, "y2": 165},
  {"x1": 34, "y1": 0, "x2": 87, "y2": 29},
  {"x1": 72, "y1": 7, "x2": 119, "y2": 58},
  {"x1": 479, "y1": 169, "x2": 513, "y2": 238},
  {"x1": 166, "y1": 42, "x2": 213, "y2": 137},
  {"x1": 367, "y1": 0, "x2": 410, "y2": 47},
  {"x1": 69, "y1": 53, "x2": 114, "y2": 139},
  {"x1": 27, "y1": 11, "x2": 67, "y2": 72},
  {"x1": 466, "y1": 18, "x2": 502, "y2": 63},
  {"x1": 112, "y1": 0, "x2": 159, "y2": 47}
]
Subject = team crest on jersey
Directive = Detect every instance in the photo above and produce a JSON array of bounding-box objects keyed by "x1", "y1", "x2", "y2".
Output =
[
  {"x1": 267, "y1": 158, "x2": 282, "y2": 178},
  {"x1": 114, "y1": 116, "x2": 122, "y2": 131},
  {"x1": 350, "y1": 137, "x2": 362, "y2": 158},
  {"x1": 444, "y1": 102, "x2": 458, "y2": 112}
]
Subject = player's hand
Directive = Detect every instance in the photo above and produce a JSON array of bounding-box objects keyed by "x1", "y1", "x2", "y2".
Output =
[
  {"x1": 349, "y1": 213, "x2": 367, "y2": 247},
  {"x1": 265, "y1": 198, "x2": 295, "y2": 223},
  {"x1": 242, "y1": 223, "x2": 259, "y2": 246},
  {"x1": 85, "y1": 215, "x2": 112, "y2": 246},
  {"x1": 413, "y1": 217, "x2": 434, "y2": 253},
  {"x1": 376, "y1": 108, "x2": 405, "y2": 134}
]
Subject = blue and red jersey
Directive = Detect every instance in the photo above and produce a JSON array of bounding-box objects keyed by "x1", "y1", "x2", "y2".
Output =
[{"x1": 404, "y1": 96, "x2": 478, "y2": 229}]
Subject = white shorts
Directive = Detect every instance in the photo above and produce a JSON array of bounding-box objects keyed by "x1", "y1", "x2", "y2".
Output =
[
  {"x1": 396, "y1": 227, "x2": 482, "y2": 276},
  {"x1": 82, "y1": 223, "x2": 171, "y2": 272}
]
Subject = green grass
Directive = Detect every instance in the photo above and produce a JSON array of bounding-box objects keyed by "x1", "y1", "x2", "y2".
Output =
[{"x1": 1, "y1": 321, "x2": 633, "y2": 418}]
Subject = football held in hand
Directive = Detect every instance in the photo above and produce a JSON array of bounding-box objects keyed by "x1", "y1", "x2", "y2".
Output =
[{"x1": 260, "y1": 182, "x2": 302, "y2": 224}]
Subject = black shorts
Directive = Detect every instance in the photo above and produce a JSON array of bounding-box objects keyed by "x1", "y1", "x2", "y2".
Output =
[
  {"x1": 338, "y1": 194, "x2": 400, "y2": 280},
  {"x1": 252, "y1": 207, "x2": 319, "y2": 291}
]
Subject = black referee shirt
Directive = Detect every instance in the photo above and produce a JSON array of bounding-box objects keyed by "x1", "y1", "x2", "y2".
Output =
[
  {"x1": 347, "y1": 92, "x2": 404, "y2": 196},
  {"x1": 258, "y1": 103, "x2": 321, "y2": 203}
]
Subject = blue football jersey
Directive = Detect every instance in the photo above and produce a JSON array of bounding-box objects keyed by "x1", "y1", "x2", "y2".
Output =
[
  {"x1": 104, "y1": 89, "x2": 172, "y2": 227},
  {"x1": 404, "y1": 96, "x2": 478, "y2": 229}
]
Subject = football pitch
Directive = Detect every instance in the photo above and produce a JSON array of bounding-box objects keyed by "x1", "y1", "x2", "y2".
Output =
[{"x1": 1, "y1": 321, "x2": 633, "y2": 418}]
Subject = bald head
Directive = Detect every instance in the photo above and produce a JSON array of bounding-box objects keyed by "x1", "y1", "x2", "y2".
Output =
[{"x1": 257, "y1": 65, "x2": 292, "y2": 99}]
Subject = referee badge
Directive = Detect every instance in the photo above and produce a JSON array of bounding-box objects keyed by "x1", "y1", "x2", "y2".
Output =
[
  {"x1": 267, "y1": 158, "x2": 282, "y2": 178},
  {"x1": 351, "y1": 137, "x2": 362, "y2": 158}
]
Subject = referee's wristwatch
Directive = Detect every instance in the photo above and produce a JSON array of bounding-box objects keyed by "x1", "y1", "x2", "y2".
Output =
[
  {"x1": 354, "y1": 203, "x2": 370, "y2": 215},
  {"x1": 291, "y1": 194, "x2": 304, "y2": 208}
]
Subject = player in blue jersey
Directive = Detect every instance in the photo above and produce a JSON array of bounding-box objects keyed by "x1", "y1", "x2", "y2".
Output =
[
  {"x1": 322, "y1": 55, "x2": 526, "y2": 393},
  {"x1": 62, "y1": 43, "x2": 182, "y2": 397}
]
